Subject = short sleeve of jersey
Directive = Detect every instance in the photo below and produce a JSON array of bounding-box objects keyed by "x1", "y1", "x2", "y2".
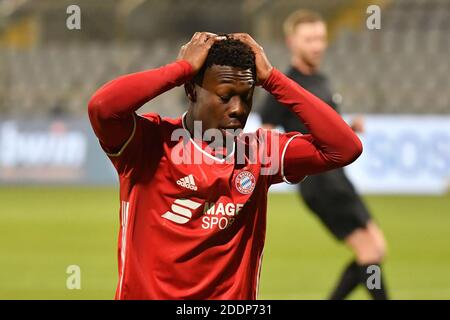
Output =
[
  {"x1": 266, "y1": 130, "x2": 309, "y2": 185},
  {"x1": 103, "y1": 113, "x2": 163, "y2": 179}
]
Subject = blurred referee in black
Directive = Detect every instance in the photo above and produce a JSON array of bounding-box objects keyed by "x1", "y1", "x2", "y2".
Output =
[{"x1": 260, "y1": 9, "x2": 389, "y2": 300}]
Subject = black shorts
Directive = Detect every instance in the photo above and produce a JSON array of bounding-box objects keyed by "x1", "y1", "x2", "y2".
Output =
[{"x1": 299, "y1": 168, "x2": 371, "y2": 240}]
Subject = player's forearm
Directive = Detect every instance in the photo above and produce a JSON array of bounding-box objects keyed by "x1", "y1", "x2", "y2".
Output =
[
  {"x1": 87, "y1": 60, "x2": 193, "y2": 151},
  {"x1": 263, "y1": 68, "x2": 362, "y2": 166},
  {"x1": 88, "y1": 60, "x2": 193, "y2": 119}
]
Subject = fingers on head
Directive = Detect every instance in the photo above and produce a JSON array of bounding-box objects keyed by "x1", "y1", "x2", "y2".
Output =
[
  {"x1": 206, "y1": 35, "x2": 226, "y2": 46},
  {"x1": 203, "y1": 32, "x2": 217, "y2": 38},
  {"x1": 231, "y1": 33, "x2": 251, "y2": 45},
  {"x1": 198, "y1": 32, "x2": 210, "y2": 43},
  {"x1": 232, "y1": 33, "x2": 249, "y2": 39},
  {"x1": 188, "y1": 32, "x2": 227, "y2": 48},
  {"x1": 202, "y1": 32, "x2": 222, "y2": 42},
  {"x1": 191, "y1": 32, "x2": 201, "y2": 41},
  {"x1": 234, "y1": 33, "x2": 262, "y2": 51},
  {"x1": 192, "y1": 32, "x2": 213, "y2": 42}
]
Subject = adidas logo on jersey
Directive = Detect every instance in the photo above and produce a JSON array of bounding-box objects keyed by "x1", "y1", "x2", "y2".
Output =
[{"x1": 176, "y1": 174, "x2": 198, "y2": 191}]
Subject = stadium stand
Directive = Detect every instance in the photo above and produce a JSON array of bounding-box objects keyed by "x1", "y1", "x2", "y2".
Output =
[{"x1": 0, "y1": 0, "x2": 448, "y2": 117}]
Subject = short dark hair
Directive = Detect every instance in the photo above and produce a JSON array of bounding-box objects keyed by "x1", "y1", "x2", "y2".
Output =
[{"x1": 194, "y1": 35, "x2": 256, "y2": 85}]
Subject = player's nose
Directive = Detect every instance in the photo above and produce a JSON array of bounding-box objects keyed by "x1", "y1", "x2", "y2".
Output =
[{"x1": 228, "y1": 97, "x2": 247, "y2": 119}]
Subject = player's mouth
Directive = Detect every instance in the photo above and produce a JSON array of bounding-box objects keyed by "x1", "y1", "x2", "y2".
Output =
[
  {"x1": 220, "y1": 128, "x2": 240, "y2": 137},
  {"x1": 223, "y1": 119, "x2": 244, "y2": 130}
]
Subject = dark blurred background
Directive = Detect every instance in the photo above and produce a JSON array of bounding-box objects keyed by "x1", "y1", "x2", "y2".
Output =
[{"x1": 0, "y1": 0, "x2": 448, "y2": 118}]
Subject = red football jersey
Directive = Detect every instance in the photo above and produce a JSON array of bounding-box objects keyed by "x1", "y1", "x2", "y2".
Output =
[
  {"x1": 88, "y1": 61, "x2": 362, "y2": 300},
  {"x1": 108, "y1": 112, "x2": 302, "y2": 299}
]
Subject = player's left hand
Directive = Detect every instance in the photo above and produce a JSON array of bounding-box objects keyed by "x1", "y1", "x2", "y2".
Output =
[
  {"x1": 351, "y1": 116, "x2": 365, "y2": 133},
  {"x1": 231, "y1": 33, "x2": 273, "y2": 85},
  {"x1": 177, "y1": 32, "x2": 226, "y2": 74}
]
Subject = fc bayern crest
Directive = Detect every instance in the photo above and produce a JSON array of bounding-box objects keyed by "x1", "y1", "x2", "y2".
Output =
[{"x1": 235, "y1": 171, "x2": 256, "y2": 194}]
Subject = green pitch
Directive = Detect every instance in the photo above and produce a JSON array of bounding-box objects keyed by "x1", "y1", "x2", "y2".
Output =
[{"x1": 0, "y1": 187, "x2": 449, "y2": 299}]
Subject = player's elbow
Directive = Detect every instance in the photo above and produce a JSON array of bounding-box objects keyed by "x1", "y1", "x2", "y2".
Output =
[
  {"x1": 88, "y1": 93, "x2": 112, "y2": 122},
  {"x1": 326, "y1": 135, "x2": 363, "y2": 168},
  {"x1": 88, "y1": 96, "x2": 101, "y2": 121},
  {"x1": 341, "y1": 135, "x2": 363, "y2": 166}
]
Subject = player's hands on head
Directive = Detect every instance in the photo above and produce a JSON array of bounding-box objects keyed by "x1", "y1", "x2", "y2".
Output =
[
  {"x1": 177, "y1": 32, "x2": 226, "y2": 74},
  {"x1": 230, "y1": 33, "x2": 273, "y2": 85}
]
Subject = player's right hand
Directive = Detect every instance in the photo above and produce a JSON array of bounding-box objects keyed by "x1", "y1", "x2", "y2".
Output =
[
  {"x1": 230, "y1": 33, "x2": 273, "y2": 85},
  {"x1": 177, "y1": 32, "x2": 226, "y2": 74}
]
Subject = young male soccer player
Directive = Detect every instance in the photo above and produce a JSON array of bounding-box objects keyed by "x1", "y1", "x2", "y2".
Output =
[
  {"x1": 259, "y1": 10, "x2": 389, "y2": 299},
  {"x1": 88, "y1": 32, "x2": 362, "y2": 299}
]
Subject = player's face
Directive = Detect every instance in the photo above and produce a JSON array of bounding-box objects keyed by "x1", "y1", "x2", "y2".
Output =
[
  {"x1": 194, "y1": 65, "x2": 255, "y2": 133},
  {"x1": 287, "y1": 21, "x2": 327, "y2": 68}
]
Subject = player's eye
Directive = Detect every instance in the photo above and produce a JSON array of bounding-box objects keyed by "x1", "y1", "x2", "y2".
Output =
[{"x1": 219, "y1": 95, "x2": 231, "y2": 103}]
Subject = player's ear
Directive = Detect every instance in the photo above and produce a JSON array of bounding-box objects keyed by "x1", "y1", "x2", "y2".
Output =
[{"x1": 184, "y1": 81, "x2": 197, "y2": 103}]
